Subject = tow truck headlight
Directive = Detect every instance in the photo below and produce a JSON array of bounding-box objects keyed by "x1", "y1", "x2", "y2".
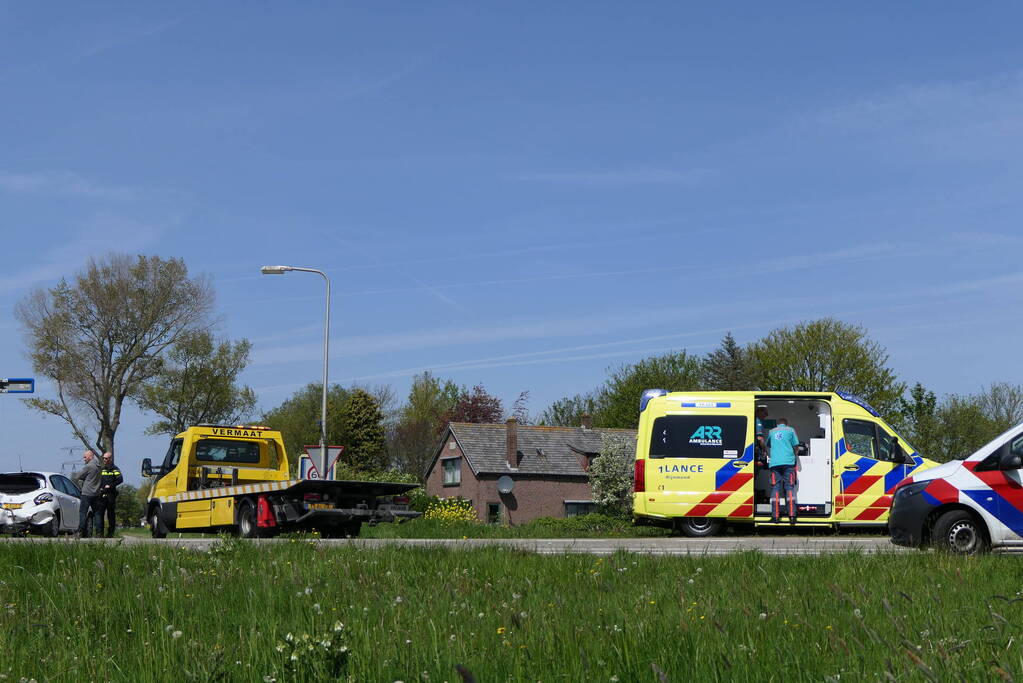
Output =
[
  {"x1": 894, "y1": 481, "x2": 929, "y2": 501},
  {"x1": 33, "y1": 493, "x2": 54, "y2": 505}
]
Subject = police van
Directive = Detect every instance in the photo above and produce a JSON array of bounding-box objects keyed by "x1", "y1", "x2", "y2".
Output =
[
  {"x1": 633, "y1": 390, "x2": 937, "y2": 536},
  {"x1": 889, "y1": 420, "x2": 1023, "y2": 554}
]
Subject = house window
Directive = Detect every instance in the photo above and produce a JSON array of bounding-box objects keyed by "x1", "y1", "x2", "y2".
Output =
[
  {"x1": 487, "y1": 502, "x2": 502, "y2": 524},
  {"x1": 448, "y1": 441, "x2": 456, "y2": 450},
  {"x1": 565, "y1": 501, "x2": 596, "y2": 517},
  {"x1": 442, "y1": 457, "x2": 461, "y2": 486}
]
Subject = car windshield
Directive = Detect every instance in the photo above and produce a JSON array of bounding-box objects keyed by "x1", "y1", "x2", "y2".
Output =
[{"x1": 0, "y1": 473, "x2": 44, "y2": 494}]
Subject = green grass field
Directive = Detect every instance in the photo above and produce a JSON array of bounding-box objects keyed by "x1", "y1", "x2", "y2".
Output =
[{"x1": 1, "y1": 540, "x2": 1020, "y2": 682}]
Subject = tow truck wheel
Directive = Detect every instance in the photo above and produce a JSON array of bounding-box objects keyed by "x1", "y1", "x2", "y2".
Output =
[
  {"x1": 236, "y1": 500, "x2": 261, "y2": 539},
  {"x1": 149, "y1": 506, "x2": 168, "y2": 539},
  {"x1": 677, "y1": 517, "x2": 723, "y2": 538},
  {"x1": 933, "y1": 510, "x2": 988, "y2": 555}
]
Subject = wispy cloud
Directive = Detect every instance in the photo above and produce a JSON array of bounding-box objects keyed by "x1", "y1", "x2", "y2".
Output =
[
  {"x1": 515, "y1": 168, "x2": 715, "y2": 185},
  {"x1": 0, "y1": 171, "x2": 141, "y2": 201},
  {"x1": 244, "y1": 241, "x2": 905, "y2": 308},
  {"x1": 805, "y1": 70, "x2": 1023, "y2": 161},
  {"x1": 0, "y1": 216, "x2": 166, "y2": 296}
]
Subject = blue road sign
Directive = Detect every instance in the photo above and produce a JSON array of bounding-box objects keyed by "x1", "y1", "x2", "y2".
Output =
[{"x1": 1, "y1": 378, "x2": 34, "y2": 394}]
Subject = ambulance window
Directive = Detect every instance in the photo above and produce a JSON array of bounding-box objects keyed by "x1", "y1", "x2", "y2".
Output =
[
  {"x1": 876, "y1": 429, "x2": 901, "y2": 462},
  {"x1": 1012, "y1": 435, "x2": 1023, "y2": 457},
  {"x1": 648, "y1": 415, "x2": 748, "y2": 459},
  {"x1": 195, "y1": 439, "x2": 261, "y2": 464},
  {"x1": 843, "y1": 420, "x2": 878, "y2": 459}
]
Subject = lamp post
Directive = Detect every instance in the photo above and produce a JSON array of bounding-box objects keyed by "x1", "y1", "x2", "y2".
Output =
[{"x1": 260, "y1": 265, "x2": 331, "y2": 477}]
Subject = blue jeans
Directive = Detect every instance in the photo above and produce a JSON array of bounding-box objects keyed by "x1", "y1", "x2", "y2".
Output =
[{"x1": 769, "y1": 465, "x2": 798, "y2": 520}]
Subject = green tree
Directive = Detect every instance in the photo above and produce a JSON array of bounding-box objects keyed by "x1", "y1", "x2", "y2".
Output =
[
  {"x1": 748, "y1": 318, "x2": 905, "y2": 417},
  {"x1": 537, "y1": 393, "x2": 599, "y2": 427},
  {"x1": 16, "y1": 253, "x2": 214, "y2": 456},
  {"x1": 895, "y1": 383, "x2": 942, "y2": 457},
  {"x1": 263, "y1": 383, "x2": 352, "y2": 472},
  {"x1": 588, "y1": 432, "x2": 635, "y2": 516},
  {"x1": 595, "y1": 350, "x2": 704, "y2": 428},
  {"x1": 338, "y1": 389, "x2": 388, "y2": 472},
  {"x1": 136, "y1": 330, "x2": 257, "y2": 436},
  {"x1": 975, "y1": 382, "x2": 1023, "y2": 431},
  {"x1": 390, "y1": 372, "x2": 460, "y2": 480},
  {"x1": 115, "y1": 484, "x2": 144, "y2": 527},
  {"x1": 934, "y1": 394, "x2": 1004, "y2": 461},
  {"x1": 702, "y1": 332, "x2": 757, "y2": 390}
]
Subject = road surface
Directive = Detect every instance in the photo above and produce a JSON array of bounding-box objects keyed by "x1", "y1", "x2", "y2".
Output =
[{"x1": 2, "y1": 535, "x2": 908, "y2": 555}]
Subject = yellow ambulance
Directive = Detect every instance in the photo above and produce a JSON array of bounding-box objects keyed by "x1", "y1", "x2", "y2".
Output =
[{"x1": 633, "y1": 390, "x2": 937, "y2": 536}]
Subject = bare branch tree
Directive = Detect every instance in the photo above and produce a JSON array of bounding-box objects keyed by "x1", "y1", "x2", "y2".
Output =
[{"x1": 16, "y1": 253, "x2": 214, "y2": 456}]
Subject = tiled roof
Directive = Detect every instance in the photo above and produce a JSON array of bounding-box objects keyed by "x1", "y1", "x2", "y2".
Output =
[{"x1": 447, "y1": 422, "x2": 636, "y2": 476}]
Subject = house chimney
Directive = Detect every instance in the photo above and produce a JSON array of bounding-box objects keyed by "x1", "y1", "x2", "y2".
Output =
[
  {"x1": 580, "y1": 414, "x2": 592, "y2": 430},
  {"x1": 506, "y1": 417, "x2": 518, "y2": 468}
]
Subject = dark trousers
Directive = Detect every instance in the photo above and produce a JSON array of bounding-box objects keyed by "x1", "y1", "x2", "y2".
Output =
[
  {"x1": 94, "y1": 495, "x2": 117, "y2": 536},
  {"x1": 78, "y1": 495, "x2": 99, "y2": 536}
]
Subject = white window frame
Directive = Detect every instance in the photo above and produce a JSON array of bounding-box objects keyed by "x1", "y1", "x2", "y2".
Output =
[{"x1": 442, "y1": 457, "x2": 461, "y2": 486}]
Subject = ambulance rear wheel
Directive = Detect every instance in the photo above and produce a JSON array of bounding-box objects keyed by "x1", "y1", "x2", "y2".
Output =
[
  {"x1": 933, "y1": 510, "x2": 988, "y2": 555},
  {"x1": 677, "y1": 517, "x2": 723, "y2": 538}
]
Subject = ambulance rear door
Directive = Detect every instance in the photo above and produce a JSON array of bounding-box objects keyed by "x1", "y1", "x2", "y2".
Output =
[{"x1": 645, "y1": 397, "x2": 755, "y2": 521}]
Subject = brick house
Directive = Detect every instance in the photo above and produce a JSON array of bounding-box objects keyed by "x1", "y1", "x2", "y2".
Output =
[{"x1": 424, "y1": 417, "x2": 637, "y2": 525}]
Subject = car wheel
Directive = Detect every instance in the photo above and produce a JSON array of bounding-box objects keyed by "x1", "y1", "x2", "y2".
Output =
[
  {"x1": 236, "y1": 500, "x2": 261, "y2": 539},
  {"x1": 933, "y1": 510, "x2": 988, "y2": 555},
  {"x1": 677, "y1": 517, "x2": 723, "y2": 538},
  {"x1": 149, "y1": 506, "x2": 168, "y2": 539},
  {"x1": 46, "y1": 512, "x2": 60, "y2": 537}
]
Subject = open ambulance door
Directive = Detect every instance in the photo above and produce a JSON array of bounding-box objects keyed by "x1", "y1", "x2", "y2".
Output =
[{"x1": 645, "y1": 398, "x2": 755, "y2": 533}]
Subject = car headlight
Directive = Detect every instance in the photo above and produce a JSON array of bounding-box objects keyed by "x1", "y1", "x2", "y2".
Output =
[
  {"x1": 894, "y1": 481, "x2": 929, "y2": 500},
  {"x1": 33, "y1": 493, "x2": 54, "y2": 505}
]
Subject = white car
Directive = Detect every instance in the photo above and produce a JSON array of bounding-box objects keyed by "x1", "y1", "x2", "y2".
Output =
[{"x1": 0, "y1": 471, "x2": 85, "y2": 536}]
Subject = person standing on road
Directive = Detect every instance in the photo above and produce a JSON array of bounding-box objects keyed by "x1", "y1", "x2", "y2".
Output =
[
  {"x1": 71, "y1": 450, "x2": 102, "y2": 538},
  {"x1": 767, "y1": 418, "x2": 800, "y2": 525},
  {"x1": 95, "y1": 452, "x2": 122, "y2": 538}
]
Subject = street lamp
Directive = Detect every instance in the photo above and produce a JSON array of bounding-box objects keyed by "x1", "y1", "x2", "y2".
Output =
[{"x1": 260, "y1": 264, "x2": 331, "y2": 478}]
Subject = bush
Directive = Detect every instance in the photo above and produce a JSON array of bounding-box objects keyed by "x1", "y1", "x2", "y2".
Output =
[{"x1": 423, "y1": 497, "x2": 480, "y2": 524}]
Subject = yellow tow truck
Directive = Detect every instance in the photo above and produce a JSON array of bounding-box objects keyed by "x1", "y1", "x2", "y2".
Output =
[{"x1": 142, "y1": 424, "x2": 418, "y2": 538}]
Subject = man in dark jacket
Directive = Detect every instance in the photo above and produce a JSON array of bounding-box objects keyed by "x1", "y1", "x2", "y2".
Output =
[
  {"x1": 71, "y1": 450, "x2": 102, "y2": 538},
  {"x1": 95, "y1": 452, "x2": 123, "y2": 538}
]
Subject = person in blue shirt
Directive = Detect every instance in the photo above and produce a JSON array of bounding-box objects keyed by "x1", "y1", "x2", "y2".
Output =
[{"x1": 767, "y1": 418, "x2": 801, "y2": 524}]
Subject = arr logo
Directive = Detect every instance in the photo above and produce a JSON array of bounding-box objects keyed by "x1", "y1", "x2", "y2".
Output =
[
  {"x1": 689, "y1": 425, "x2": 723, "y2": 446},
  {"x1": 690, "y1": 426, "x2": 722, "y2": 440}
]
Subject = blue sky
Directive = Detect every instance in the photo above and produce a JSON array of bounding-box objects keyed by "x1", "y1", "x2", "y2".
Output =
[{"x1": 2, "y1": 3, "x2": 1021, "y2": 481}]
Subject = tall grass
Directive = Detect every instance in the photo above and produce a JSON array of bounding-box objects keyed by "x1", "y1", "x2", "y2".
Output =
[{"x1": 1, "y1": 540, "x2": 1020, "y2": 681}]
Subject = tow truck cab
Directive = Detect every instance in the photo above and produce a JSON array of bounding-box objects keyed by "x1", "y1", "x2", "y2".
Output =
[{"x1": 142, "y1": 424, "x2": 418, "y2": 538}]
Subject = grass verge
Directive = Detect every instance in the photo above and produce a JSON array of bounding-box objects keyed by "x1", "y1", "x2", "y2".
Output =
[{"x1": 1, "y1": 541, "x2": 1020, "y2": 681}]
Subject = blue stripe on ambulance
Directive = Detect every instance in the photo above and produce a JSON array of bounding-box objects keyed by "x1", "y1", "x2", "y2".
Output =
[
  {"x1": 714, "y1": 444, "x2": 754, "y2": 490},
  {"x1": 834, "y1": 438, "x2": 846, "y2": 460},
  {"x1": 840, "y1": 456, "x2": 877, "y2": 490},
  {"x1": 884, "y1": 465, "x2": 910, "y2": 494},
  {"x1": 961, "y1": 489, "x2": 1023, "y2": 537}
]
